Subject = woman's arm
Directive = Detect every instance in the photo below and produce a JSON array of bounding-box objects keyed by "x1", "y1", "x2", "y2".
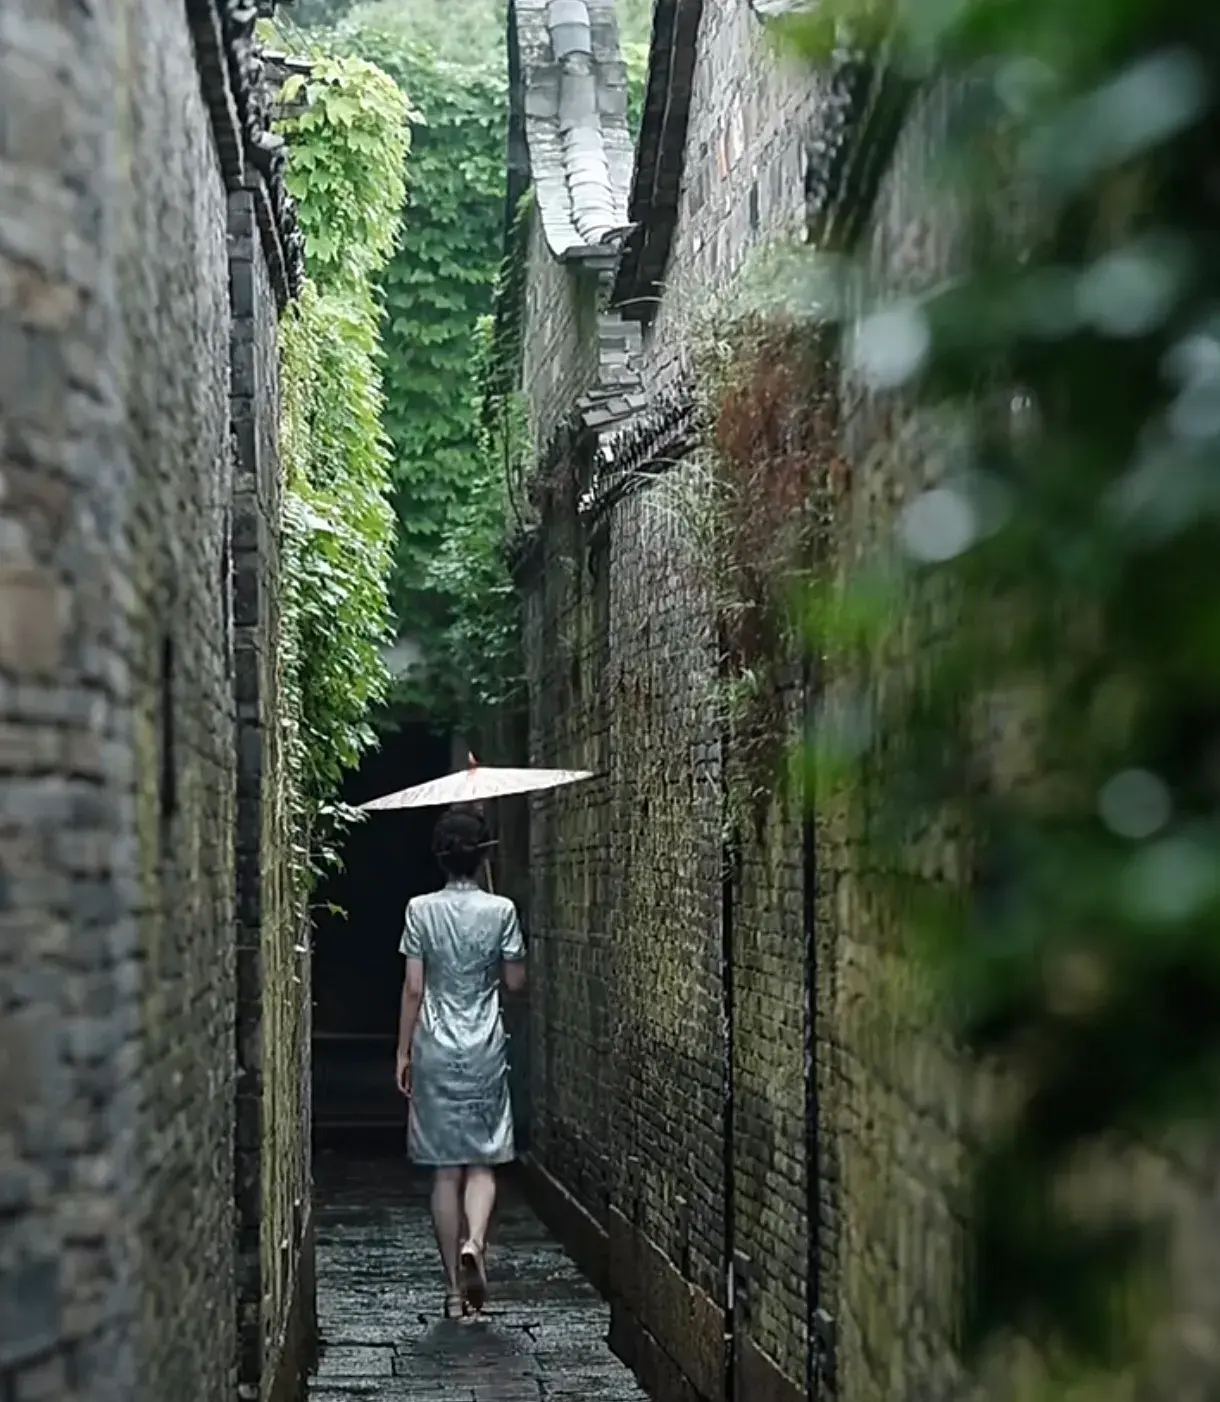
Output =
[
  {"x1": 395, "y1": 956, "x2": 425, "y2": 1095},
  {"x1": 502, "y1": 957, "x2": 526, "y2": 994},
  {"x1": 396, "y1": 896, "x2": 426, "y2": 1097},
  {"x1": 499, "y1": 900, "x2": 526, "y2": 994}
]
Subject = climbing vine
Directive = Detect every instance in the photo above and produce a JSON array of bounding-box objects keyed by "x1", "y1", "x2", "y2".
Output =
[
  {"x1": 302, "y1": 22, "x2": 513, "y2": 725},
  {"x1": 277, "y1": 14, "x2": 646, "y2": 731},
  {"x1": 271, "y1": 46, "x2": 409, "y2": 865},
  {"x1": 423, "y1": 316, "x2": 528, "y2": 717},
  {"x1": 767, "y1": 0, "x2": 1220, "y2": 1389}
]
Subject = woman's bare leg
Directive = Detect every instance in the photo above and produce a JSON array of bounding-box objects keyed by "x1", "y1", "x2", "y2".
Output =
[
  {"x1": 463, "y1": 1166, "x2": 496, "y2": 1249},
  {"x1": 430, "y1": 1168, "x2": 463, "y2": 1290}
]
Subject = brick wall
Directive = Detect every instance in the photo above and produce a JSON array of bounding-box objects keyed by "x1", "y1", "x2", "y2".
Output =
[
  {"x1": 518, "y1": 5, "x2": 833, "y2": 1399},
  {"x1": 117, "y1": 3, "x2": 239, "y2": 1396},
  {"x1": 0, "y1": 5, "x2": 311, "y2": 1400},
  {"x1": 604, "y1": 475, "x2": 728, "y2": 1402},
  {"x1": 520, "y1": 45, "x2": 968, "y2": 1402},
  {"x1": 522, "y1": 8, "x2": 1220, "y2": 1402},
  {"x1": 230, "y1": 188, "x2": 315, "y2": 1402},
  {"x1": 520, "y1": 444, "x2": 730, "y2": 1396},
  {"x1": 825, "y1": 74, "x2": 1220, "y2": 1402},
  {"x1": 514, "y1": 5, "x2": 907, "y2": 1401},
  {"x1": 817, "y1": 80, "x2": 970, "y2": 1402},
  {"x1": 639, "y1": 1, "x2": 827, "y2": 372},
  {"x1": 727, "y1": 680, "x2": 814, "y2": 1395},
  {"x1": 521, "y1": 213, "x2": 603, "y2": 453},
  {"x1": 522, "y1": 494, "x2": 612, "y2": 1214},
  {"x1": 0, "y1": 1, "x2": 145, "y2": 1395}
]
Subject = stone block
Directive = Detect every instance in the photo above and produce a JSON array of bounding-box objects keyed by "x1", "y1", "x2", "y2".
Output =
[
  {"x1": 0, "y1": 567, "x2": 66, "y2": 678},
  {"x1": 0, "y1": 1257, "x2": 61, "y2": 1370}
]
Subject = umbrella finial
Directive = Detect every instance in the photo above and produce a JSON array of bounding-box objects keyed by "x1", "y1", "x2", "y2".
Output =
[{"x1": 468, "y1": 751, "x2": 479, "y2": 771}]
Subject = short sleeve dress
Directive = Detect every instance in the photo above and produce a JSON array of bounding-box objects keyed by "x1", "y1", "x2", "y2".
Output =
[{"x1": 399, "y1": 876, "x2": 526, "y2": 1167}]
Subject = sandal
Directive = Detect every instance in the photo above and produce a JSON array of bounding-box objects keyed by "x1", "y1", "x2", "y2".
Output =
[
  {"x1": 459, "y1": 1241, "x2": 487, "y2": 1313},
  {"x1": 443, "y1": 1290, "x2": 465, "y2": 1320}
]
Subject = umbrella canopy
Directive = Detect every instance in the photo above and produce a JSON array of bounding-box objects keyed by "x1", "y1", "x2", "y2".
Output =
[{"x1": 358, "y1": 755, "x2": 592, "y2": 812}]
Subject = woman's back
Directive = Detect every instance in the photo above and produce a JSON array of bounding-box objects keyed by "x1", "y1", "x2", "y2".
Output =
[{"x1": 402, "y1": 876, "x2": 524, "y2": 1064}]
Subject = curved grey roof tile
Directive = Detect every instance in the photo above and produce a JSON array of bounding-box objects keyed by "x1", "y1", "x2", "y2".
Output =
[{"x1": 512, "y1": 0, "x2": 633, "y2": 258}]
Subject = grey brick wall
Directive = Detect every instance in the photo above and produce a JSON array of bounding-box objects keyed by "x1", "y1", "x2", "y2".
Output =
[
  {"x1": 639, "y1": 0, "x2": 828, "y2": 376},
  {"x1": 524, "y1": 8, "x2": 1220, "y2": 1402},
  {"x1": 521, "y1": 2, "x2": 835, "y2": 1390},
  {"x1": 819, "y1": 80, "x2": 970, "y2": 1402},
  {"x1": 0, "y1": 5, "x2": 310, "y2": 1400},
  {"x1": 521, "y1": 455, "x2": 729, "y2": 1399},
  {"x1": 231, "y1": 186, "x2": 314, "y2": 1402},
  {"x1": 117, "y1": 8, "x2": 239, "y2": 1398},
  {"x1": 521, "y1": 211, "x2": 604, "y2": 454},
  {"x1": 0, "y1": 1, "x2": 144, "y2": 1397},
  {"x1": 515, "y1": 5, "x2": 904, "y2": 1402}
]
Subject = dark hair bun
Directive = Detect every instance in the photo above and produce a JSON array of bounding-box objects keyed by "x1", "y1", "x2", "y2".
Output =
[{"x1": 431, "y1": 808, "x2": 493, "y2": 859}]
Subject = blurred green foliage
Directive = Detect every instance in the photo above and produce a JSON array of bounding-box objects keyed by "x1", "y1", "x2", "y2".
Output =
[{"x1": 780, "y1": 0, "x2": 1220, "y2": 1382}]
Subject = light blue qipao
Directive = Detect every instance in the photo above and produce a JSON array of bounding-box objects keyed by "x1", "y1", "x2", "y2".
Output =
[{"x1": 399, "y1": 877, "x2": 525, "y2": 1167}]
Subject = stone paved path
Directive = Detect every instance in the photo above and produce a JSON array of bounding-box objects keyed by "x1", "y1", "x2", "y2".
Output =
[{"x1": 309, "y1": 1151, "x2": 650, "y2": 1402}]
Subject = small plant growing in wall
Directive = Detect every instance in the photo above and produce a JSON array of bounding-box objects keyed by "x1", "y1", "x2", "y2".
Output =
[{"x1": 684, "y1": 290, "x2": 843, "y2": 835}]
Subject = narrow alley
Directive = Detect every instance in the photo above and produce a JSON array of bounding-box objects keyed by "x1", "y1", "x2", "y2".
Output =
[
  {"x1": 308, "y1": 1154, "x2": 647, "y2": 1402},
  {"x1": 7, "y1": 5, "x2": 1220, "y2": 1402}
]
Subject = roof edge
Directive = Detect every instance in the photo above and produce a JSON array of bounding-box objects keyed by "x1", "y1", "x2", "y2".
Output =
[
  {"x1": 610, "y1": 0, "x2": 704, "y2": 318},
  {"x1": 511, "y1": 0, "x2": 634, "y2": 261}
]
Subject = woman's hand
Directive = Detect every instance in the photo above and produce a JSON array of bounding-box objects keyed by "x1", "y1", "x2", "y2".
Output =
[{"x1": 395, "y1": 1048, "x2": 412, "y2": 1098}]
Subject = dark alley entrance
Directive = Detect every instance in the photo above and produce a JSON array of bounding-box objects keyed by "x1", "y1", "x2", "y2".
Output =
[{"x1": 312, "y1": 722, "x2": 452, "y2": 1136}]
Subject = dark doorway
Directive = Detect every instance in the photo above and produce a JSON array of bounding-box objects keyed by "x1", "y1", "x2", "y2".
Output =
[{"x1": 312, "y1": 721, "x2": 451, "y2": 1138}]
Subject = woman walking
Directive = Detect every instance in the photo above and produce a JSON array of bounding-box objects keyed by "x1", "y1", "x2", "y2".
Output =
[{"x1": 395, "y1": 808, "x2": 527, "y2": 1318}]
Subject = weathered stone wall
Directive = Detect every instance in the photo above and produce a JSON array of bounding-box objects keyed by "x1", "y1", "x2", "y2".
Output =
[
  {"x1": 603, "y1": 475, "x2": 728, "y2": 1401},
  {"x1": 524, "y1": 6, "x2": 1220, "y2": 1402},
  {"x1": 231, "y1": 187, "x2": 314, "y2": 1402},
  {"x1": 521, "y1": 450, "x2": 729, "y2": 1398},
  {"x1": 638, "y1": 2, "x2": 826, "y2": 374},
  {"x1": 516, "y1": 5, "x2": 949, "y2": 1402},
  {"x1": 519, "y1": 7, "x2": 834, "y2": 1401},
  {"x1": 0, "y1": 3, "x2": 145, "y2": 1396},
  {"x1": 521, "y1": 212, "x2": 603, "y2": 452},
  {"x1": 819, "y1": 80, "x2": 970, "y2": 1402},
  {"x1": 119, "y1": 4, "x2": 238, "y2": 1396},
  {"x1": 522, "y1": 490, "x2": 612, "y2": 1213},
  {"x1": 0, "y1": 5, "x2": 310, "y2": 1401},
  {"x1": 826, "y1": 73, "x2": 1220, "y2": 1402}
]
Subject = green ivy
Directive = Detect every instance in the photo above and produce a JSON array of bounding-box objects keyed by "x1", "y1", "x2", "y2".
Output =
[
  {"x1": 423, "y1": 314, "x2": 530, "y2": 717},
  {"x1": 279, "y1": 54, "x2": 410, "y2": 290},
  {"x1": 270, "y1": 42, "x2": 409, "y2": 867},
  {"x1": 277, "y1": 16, "x2": 645, "y2": 732},
  {"x1": 624, "y1": 38, "x2": 649, "y2": 136},
  {"x1": 308, "y1": 22, "x2": 515, "y2": 725}
]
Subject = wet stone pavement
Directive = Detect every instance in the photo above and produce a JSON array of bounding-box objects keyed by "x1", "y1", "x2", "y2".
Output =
[{"x1": 309, "y1": 1152, "x2": 650, "y2": 1402}]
